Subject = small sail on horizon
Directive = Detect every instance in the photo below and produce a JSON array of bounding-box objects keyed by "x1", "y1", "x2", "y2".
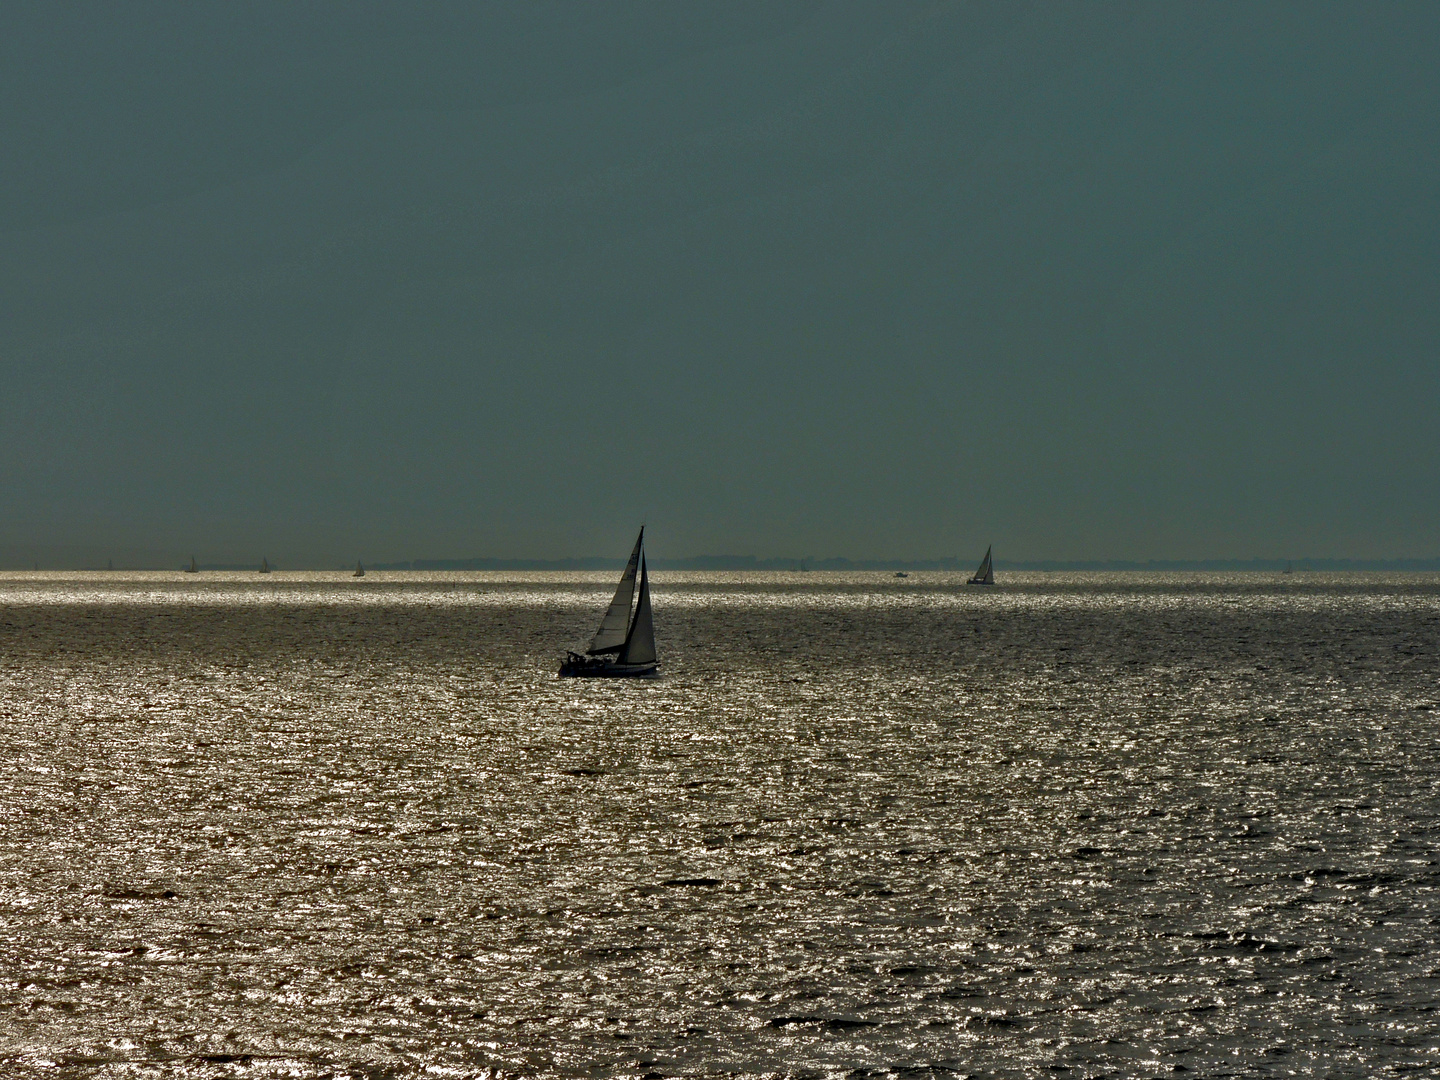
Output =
[
  {"x1": 184, "y1": 555, "x2": 199, "y2": 573},
  {"x1": 586, "y1": 527, "x2": 643, "y2": 655},
  {"x1": 260, "y1": 557, "x2": 270, "y2": 574},
  {"x1": 968, "y1": 545, "x2": 994, "y2": 585},
  {"x1": 354, "y1": 561, "x2": 365, "y2": 578}
]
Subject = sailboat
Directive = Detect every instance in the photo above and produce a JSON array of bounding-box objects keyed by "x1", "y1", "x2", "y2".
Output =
[
  {"x1": 184, "y1": 556, "x2": 199, "y2": 574},
  {"x1": 354, "y1": 561, "x2": 365, "y2": 578},
  {"x1": 559, "y1": 527, "x2": 659, "y2": 678},
  {"x1": 259, "y1": 557, "x2": 270, "y2": 574},
  {"x1": 1282, "y1": 560, "x2": 1293, "y2": 575},
  {"x1": 967, "y1": 545, "x2": 995, "y2": 585}
]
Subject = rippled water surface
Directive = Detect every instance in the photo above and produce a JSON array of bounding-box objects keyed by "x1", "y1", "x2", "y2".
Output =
[{"x1": 2, "y1": 571, "x2": 1438, "y2": 1078}]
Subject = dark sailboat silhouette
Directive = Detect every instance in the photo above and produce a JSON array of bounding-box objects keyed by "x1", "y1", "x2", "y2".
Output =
[
  {"x1": 560, "y1": 527, "x2": 659, "y2": 678},
  {"x1": 184, "y1": 556, "x2": 199, "y2": 574},
  {"x1": 967, "y1": 545, "x2": 995, "y2": 585},
  {"x1": 259, "y1": 557, "x2": 270, "y2": 574}
]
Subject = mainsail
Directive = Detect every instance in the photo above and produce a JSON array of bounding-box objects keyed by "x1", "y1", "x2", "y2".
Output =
[
  {"x1": 969, "y1": 545, "x2": 994, "y2": 585},
  {"x1": 617, "y1": 556, "x2": 656, "y2": 665},
  {"x1": 587, "y1": 527, "x2": 644, "y2": 655}
]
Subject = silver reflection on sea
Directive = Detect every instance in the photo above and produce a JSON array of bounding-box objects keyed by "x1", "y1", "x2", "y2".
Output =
[{"x1": 1, "y1": 571, "x2": 1437, "y2": 1077}]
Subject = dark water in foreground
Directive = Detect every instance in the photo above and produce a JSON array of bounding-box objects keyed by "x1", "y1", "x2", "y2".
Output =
[{"x1": 1, "y1": 571, "x2": 1438, "y2": 1079}]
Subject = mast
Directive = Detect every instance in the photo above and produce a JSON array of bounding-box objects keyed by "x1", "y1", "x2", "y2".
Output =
[{"x1": 587, "y1": 527, "x2": 643, "y2": 655}]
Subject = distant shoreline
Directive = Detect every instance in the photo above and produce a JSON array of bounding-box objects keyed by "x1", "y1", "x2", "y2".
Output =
[
  {"x1": 384, "y1": 556, "x2": 1440, "y2": 573},
  {"x1": 7, "y1": 557, "x2": 1439, "y2": 573}
]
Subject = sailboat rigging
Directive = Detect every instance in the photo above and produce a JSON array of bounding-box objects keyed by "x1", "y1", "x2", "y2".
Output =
[
  {"x1": 967, "y1": 545, "x2": 995, "y2": 585},
  {"x1": 560, "y1": 527, "x2": 659, "y2": 678}
]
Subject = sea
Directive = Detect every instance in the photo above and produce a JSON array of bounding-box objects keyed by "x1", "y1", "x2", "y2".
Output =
[{"x1": 1, "y1": 570, "x2": 1437, "y2": 1079}]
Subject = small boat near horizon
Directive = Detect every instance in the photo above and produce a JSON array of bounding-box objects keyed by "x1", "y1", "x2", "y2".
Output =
[
  {"x1": 184, "y1": 556, "x2": 199, "y2": 574},
  {"x1": 560, "y1": 527, "x2": 658, "y2": 678},
  {"x1": 260, "y1": 557, "x2": 270, "y2": 574},
  {"x1": 967, "y1": 545, "x2": 995, "y2": 585},
  {"x1": 354, "y1": 561, "x2": 365, "y2": 578}
]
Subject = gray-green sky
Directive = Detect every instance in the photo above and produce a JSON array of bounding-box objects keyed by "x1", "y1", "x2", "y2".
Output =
[{"x1": 2, "y1": 2, "x2": 1436, "y2": 566}]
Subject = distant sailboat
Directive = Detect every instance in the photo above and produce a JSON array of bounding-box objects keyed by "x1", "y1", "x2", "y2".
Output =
[
  {"x1": 559, "y1": 527, "x2": 659, "y2": 678},
  {"x1": 967, "y1": 545, "x2": 995, "y2": 585},
  {"x1": 1282, "y1": 560, "x2": 1293, "y2": 575},
  {"x1": 184, "y1": 556, "x2": 199, "y2": 574},
  {"x1": 354, "y1": 561, "x2": 365, "y2": 578},
  {"x1": 259, "y1": 557, "x2": 270, "y2": 574}
]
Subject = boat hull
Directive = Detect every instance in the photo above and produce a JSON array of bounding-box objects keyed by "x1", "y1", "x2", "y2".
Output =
[{"x1": 558, "y1": 657, "x2": 659, "y2": 678}]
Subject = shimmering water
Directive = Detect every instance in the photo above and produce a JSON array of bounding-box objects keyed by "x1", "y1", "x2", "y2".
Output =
[{"x1": 2, "y1": 571, "x2": 1438, "y2": 1079}]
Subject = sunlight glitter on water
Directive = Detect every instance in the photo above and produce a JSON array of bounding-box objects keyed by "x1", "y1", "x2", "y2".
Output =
[{"x1": 1, "y1": 573, "x2": 1438, "y2": 1077}]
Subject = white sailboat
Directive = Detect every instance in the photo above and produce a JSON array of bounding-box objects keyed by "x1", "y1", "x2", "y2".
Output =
[
  {"x1": 354, "y1": 561, "x2": 365, "y2": 578},
  {"x1": 967, "y1": 545, "x2": 995, "y2": 585},
  {"x1": 560, "y1": 527, "x2": 659, "y2": 677}
]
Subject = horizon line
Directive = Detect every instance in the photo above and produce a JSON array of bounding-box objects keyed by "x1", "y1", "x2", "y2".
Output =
[{"x1": 7, "y1": 555, "x2": 1440, "y2": 572}]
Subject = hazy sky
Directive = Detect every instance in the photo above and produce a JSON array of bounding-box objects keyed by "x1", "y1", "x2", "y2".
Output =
[{"x1": 2, "y1": 2, "x2": 1436, "y2": 565}]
